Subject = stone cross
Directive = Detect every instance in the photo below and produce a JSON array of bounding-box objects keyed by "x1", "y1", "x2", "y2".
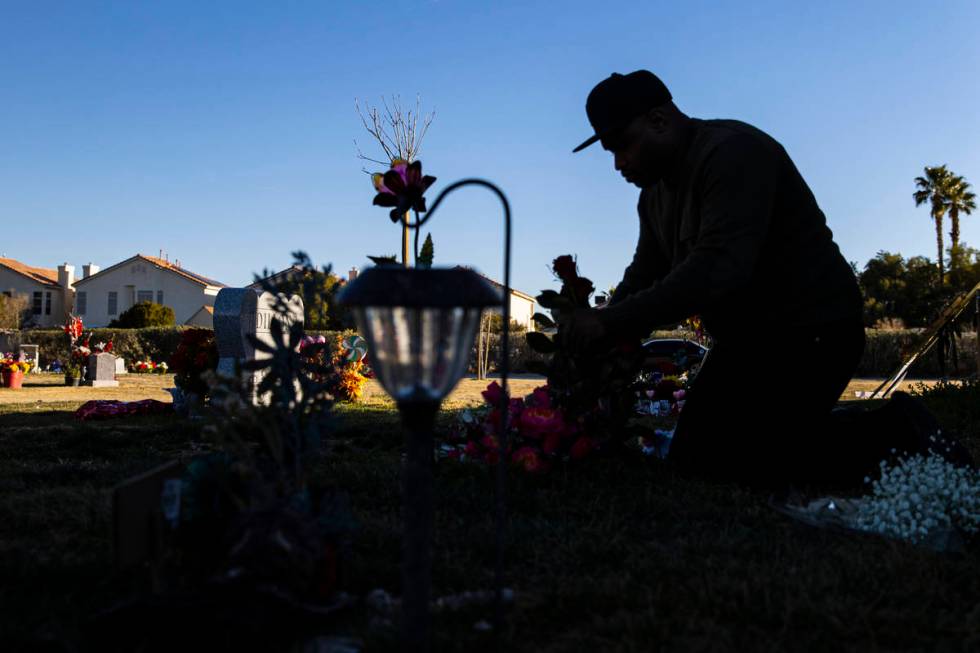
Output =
[
  {"x1": 213, "y1": 288, "x2": 304, "y2": 405},
  {"x1": 84, "y1": 352, "x2": 120, "y2": 387}
]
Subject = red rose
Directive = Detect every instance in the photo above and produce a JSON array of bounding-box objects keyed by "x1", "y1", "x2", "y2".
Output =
[
  {"x1": 481, "y1": 381, "x2": 504, "y2": 406},
  {"x1": 552, "y1": 255, "x2": 578, "y2": 283},
  {"x1": 568, "y1": 276, "x2": 594, "y2": 302},
  {"x1": 518, "y1": 406, "x2": 565, "y2": 440}
]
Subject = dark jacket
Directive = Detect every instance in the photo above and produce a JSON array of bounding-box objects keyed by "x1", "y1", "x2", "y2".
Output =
[{"x1": 599, "y1": 118, "x2": 862, "y2": 342}]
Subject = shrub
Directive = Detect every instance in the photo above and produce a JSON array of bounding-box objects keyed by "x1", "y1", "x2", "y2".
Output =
[{"x1": 109, "y1": 302, "x2": 176, "y2": 328}]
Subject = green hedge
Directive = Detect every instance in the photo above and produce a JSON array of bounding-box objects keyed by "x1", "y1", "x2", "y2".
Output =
[
  {"x1": 8, "y1": 326, "x2": 977, "y2": 377},
  {"x1": 13, "y1": 327, "x2": 191, "y2": 367},
  {"x1": 478, "y1": 329, "x2": 978, "y2": 377}
]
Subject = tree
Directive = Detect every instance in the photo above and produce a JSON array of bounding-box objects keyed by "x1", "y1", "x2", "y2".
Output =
[
  {"x1": 946, "y1": 174, "x2": 976, "y2": 257},
  {"x1": 914, "y1": 164, "x2": 955, "y2": 288},
  {"x1": 109, "y1": 302, "x2": 176, "y2": 328},
  {"x1": 417, "y1": 233, "x2": 434, "y2": 269},
  {"x1": 0, "y1": 293, "x2": 28, "y2": 329},
  {"x1": 858, "y1": 251, "x2": 907, "y2": 326},
  {"x1": 257, "y1": 252, "x2": 352, "y2": 331}
]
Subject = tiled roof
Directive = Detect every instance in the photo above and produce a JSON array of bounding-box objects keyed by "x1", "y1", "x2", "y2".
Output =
[
  {"x1": 0, "y1": 257, "x2": 60, "y2": 287},
  {"x1": 74, "y1": 254, "x2": 226, "y2": 288},
  {"x1": 140, "y1": 255, "x2": 226, "y2": 287}
]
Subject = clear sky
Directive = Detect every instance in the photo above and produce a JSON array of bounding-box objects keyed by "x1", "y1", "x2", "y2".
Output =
[{"x1": 2, "y1": 1, "x2": 978, "y2": 300}]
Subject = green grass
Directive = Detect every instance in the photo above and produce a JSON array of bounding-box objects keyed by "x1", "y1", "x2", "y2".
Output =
[{"x1": 2, "y1": 393, "x2": 980, "y2": 651}]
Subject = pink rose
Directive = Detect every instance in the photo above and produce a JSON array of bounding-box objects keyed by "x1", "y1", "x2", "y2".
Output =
[{"x1": 673, "y1": 389, "x2": 686, "y2": 401}]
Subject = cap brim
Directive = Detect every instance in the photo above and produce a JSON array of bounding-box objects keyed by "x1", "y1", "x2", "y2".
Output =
[{"x1": 572, "y1": 134, "x2": 601, "y2": 153}]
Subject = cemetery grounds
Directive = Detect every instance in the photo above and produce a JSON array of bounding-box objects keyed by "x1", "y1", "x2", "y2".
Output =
[{"x1": 1, "y1": 373, "x2": 979, "y2": 651}]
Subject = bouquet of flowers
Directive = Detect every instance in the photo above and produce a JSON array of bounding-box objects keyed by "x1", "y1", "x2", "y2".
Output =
[
  {"x1": 1, "y1": 358, "x2": 31, "y2": 374},
  {"x1": 447, "y1": 380, "x2": 593, "y2": 473},
  {"x1": 131, "y1": 360, "x2": 169, "y2": 374},
  {"x1": 169, "y1": 329, "x2": 218, "y2": 397},
  {"x1": 522, "y1": 255, "x2": 646, "y2": 453},
  {"x1": 856, "y1": 453, "x2": 980, "y2": 544},
  {"x1": 299, "y1": 334, "x2": 371, "y2": 402}
]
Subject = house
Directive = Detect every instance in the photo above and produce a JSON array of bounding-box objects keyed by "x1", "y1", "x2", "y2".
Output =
[
  {"x1": 185, "y1": 305, "x2": 215, "y2": 328},
  {"x1": 71, "y1": 254, "x2": 225, "y2": 327},
  {"x1": 0, "y1": 257, "x2": 75, "y2": 327},
  {"x1": 456, "y1": 267, "x2": 537, "y2": 331}
]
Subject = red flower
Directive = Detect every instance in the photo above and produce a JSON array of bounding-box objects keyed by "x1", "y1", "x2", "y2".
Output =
[
  {"x1": 518, "y1": 406, "x2": 565, "y2": 440},
  {"x1": 464, "y1": 441, "x2": 481, "y2": 460},
  {"x1": 512, "y1": 446, "x2": 549, "y2": 473},
  {"x1": 570, "y1": 436, "x2": 594, "y2": 460},
  {"x1": 529, "y1": 385, "x2": 551, "y2": 409},
  {"x1": 482, "y1": 380, "x2": 504, "y2": 406},
  {"x1": 568, "y1": 276, "x2": 594, "y2": 303},
  {"x1": 552, "y1": 255, "x2": 577, "y2": 283}
]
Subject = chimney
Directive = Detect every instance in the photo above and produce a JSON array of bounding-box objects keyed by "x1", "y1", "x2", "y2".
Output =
[
  {"x1": 57, "y1": 263, "x2": 75, "y2": 288},
  {"x1": 348, "y1": 266, "x2": 359, "y2": 282},
  {"x1": 82, "y1": 263, "x2": 100, "y2": 279}
]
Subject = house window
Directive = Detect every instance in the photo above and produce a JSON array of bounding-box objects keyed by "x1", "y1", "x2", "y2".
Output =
[
  {"x1": 108, "y1": 291, "x2": 118, "y2": 316},
  {"x1": 32, "y1": 292, "x2": 42, "y2": 315},
  {"x1": 156, "y1": 290, "x2": 164, "y2": 305},
  {"x1": 76, "y1": 291, "x2": 87, "y2": 315},
  {"x1": 44, "y1": 291, "x2": 51, "y2": 315},
  {"x1": 137, "y1": 290, "x2": 153, "y2": 304}
]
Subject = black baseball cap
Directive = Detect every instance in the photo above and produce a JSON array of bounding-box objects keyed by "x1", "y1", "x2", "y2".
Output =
[{"x1": 572, "y1": 70, "x2": 673, "y2": 153}]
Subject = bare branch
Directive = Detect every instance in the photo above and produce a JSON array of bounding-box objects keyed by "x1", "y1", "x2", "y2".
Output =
[{"x1": 355, "y1": 94, "x2": 435, "y2": 165}]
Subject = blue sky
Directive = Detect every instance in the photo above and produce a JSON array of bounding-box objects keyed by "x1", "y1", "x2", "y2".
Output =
[{"x1": 2, "y1": 1, "x2": 978, "y2": 299}]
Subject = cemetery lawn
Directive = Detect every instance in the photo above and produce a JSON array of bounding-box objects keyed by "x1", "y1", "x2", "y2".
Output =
[{"x1": 1, "y1": 382, "x2": 978, "y2": 651}]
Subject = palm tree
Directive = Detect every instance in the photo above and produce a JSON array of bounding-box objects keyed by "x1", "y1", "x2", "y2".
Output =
[
  {"x1": 946, "y1": 174, "x2": 976, "y2": 254},
  {"x1": 913, "y1": 165, "x2": 954, "y2": 287}
]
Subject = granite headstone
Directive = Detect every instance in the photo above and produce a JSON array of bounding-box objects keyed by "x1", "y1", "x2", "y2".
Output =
[
  {"x1": 84, "y1": 352, "x2": 119, "y2": 387},
  {"x1": 214, "y1": 288, "x2": 304, "y2": 405}
]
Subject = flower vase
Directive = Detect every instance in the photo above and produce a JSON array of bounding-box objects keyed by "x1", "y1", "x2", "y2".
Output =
[
  {"x1": 3, "y1": 370, "x2": 24, "y2": 389},
  {"x1": 65, "y1": 375, "x2": 81, "y2": 387}
]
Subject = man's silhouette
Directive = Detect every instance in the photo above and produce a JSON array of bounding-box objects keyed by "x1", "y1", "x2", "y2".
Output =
[{"x1": 569, "y1": 70, "x2": 970, "y2": 487}]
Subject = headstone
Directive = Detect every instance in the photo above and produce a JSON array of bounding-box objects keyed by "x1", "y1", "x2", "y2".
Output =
[
  {"x1": 115, "y1": 357, "x2": 128, "y2": 375},
  {"x1": 17, "y1": 344, "x2": 39, "y2": 372},
  {"x1": 214, "y1": 288, "x2": 304, "y2": 405},
  {"x1": 84, "y1": 352, "x2": 120, "y2": 387}
]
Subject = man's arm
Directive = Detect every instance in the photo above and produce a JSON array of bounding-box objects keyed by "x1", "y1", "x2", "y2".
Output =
[
  {"x1": 608, "y1": 192, "x2": 667, "y2": 306},
  {"x1": 598, "y1": 133, "x2": 780, "y2": 337}
]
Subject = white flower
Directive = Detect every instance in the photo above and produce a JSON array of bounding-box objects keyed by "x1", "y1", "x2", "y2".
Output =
[{"x1": 856, "y1": 453, "x2": 980, "y2": 543}]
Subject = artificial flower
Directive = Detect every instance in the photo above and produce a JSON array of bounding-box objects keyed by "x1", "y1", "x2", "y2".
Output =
[
  {"x1": 518, "y1": 406, "x2": 565, "y2": 440},
  {"x1": 552, "y1": 255, "x2": 577, "y2": 283},
  {"x1": 512, "y1": 446, "x2": 549, "y2": 474},
  {"x1": 372, "y1": 159, "x2": 437, "y2": 223}
]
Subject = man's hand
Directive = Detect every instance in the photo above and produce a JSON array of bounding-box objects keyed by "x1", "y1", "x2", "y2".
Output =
[{"x1": 562, "y1": 308, "x2": 607, "y2": 353}]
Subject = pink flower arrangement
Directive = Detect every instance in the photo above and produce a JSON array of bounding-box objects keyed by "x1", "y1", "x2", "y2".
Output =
[{"x1": 449, "y1": 381, "x2": 594, "y2": 474}]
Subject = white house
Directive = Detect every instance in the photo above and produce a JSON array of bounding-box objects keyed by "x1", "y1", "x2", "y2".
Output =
[
  {"x1": 71, "y1": 254, "x2": 225, "y2": 327},
  {"x1": 457, "y1": 268, "x2": 537, "y2": 331},
  {"x1": 0, "y1": 257, "x2": 75, "y2": 327}
]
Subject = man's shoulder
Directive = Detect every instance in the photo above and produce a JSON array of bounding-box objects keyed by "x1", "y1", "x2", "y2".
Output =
[{"x1": 690, "y1": 118, "x2": 783, "y2": 168}]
